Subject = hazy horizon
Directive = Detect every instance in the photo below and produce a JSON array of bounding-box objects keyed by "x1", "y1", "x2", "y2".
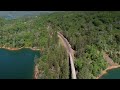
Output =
[{"x1": 0, "y1": 11, "x2": 54, "y2": 18}]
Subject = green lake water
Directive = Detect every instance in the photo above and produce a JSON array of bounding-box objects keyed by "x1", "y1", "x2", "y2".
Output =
[
  {"x1": 100, "y1": 68, "x2": 120, "y2": 79},
  {"x1": 0, "y1": 48, "x2": 40, "y2": 79}
]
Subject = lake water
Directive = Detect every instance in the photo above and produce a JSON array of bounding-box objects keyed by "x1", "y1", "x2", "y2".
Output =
[
  {"x1": 0, "y1": 48, "x2": 40, "y2": 79},
  {"x1": 100, "y1": 68, "x2": 120, "y2": 79}
]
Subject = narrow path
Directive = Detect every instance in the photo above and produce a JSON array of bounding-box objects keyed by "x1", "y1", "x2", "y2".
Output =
[
  {"x1": 47, "y1": 25, "x2": 76, "y2": 79},
  {"x1": 57, "y1": 32, "x2": 77, "y2": 79}
]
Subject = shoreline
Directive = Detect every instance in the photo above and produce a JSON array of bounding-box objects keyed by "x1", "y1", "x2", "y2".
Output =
[
  {"x1": 0, "y1": 46, "x2": 41, "y2": 79},
  {"x1": 34, "y1": 65, "x2": 39, "y2": 79},
  {"x1": 96, "y1": 65, "x2": 120, "y2": 79},
  {"x1": 0, "y1": 47, "x2": 40, "y2": 51}
]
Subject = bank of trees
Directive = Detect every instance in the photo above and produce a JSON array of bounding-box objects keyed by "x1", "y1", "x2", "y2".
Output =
[
  {"x1": 36, "y1": 29, "x2": 69, "y2": 79},
  {"x1": 0, "y1": 16, "x2": 49, "y2": 50},
  {"x1": 44, "y1": 11, "x2": 120, "y2": 78}
]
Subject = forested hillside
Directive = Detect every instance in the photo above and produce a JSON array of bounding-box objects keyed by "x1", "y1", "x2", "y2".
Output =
[
  {"x1": 0, "y1": 11, "x2": 120, "y2": 79},
  {"x1": 45, "y1": 11, "x2": 120, "y2": 79}
]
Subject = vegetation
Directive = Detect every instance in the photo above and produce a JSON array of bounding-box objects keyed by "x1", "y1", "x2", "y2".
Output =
[{"x1": 0, "y1": 11, "x2": 120, "y2": 79}]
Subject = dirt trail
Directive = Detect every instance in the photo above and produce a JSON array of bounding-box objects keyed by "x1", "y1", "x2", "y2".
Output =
[
  {"x1": 57, "y1": 32, "x2": 77, "y2": 79},
  {"x1": 57, "y1": 32, "x2": 75, "y2": 59},
  {"x1": 47, "y1": 25, "x2": 76, "y2": 79}
]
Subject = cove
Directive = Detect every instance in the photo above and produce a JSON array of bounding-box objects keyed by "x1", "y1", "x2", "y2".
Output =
[
  {"x1": 0, "y1": 48, "x2": 40, "y2": 79},
  {"x1": 100, "y1": 68, "x2": 120, "y2": 79}
]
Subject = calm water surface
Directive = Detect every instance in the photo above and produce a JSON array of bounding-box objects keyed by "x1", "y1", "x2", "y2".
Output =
[
  {"x1": 0, "y1": 48, "x2": 40, "y2": 79},
  {"x1": 100, "y1": 68, "x2": 120, "y2": 79}
]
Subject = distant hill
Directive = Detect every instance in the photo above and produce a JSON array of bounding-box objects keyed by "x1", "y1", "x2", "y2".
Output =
[{"x1": 0, "y1": 11, "x2": 53, "y2": 19}]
